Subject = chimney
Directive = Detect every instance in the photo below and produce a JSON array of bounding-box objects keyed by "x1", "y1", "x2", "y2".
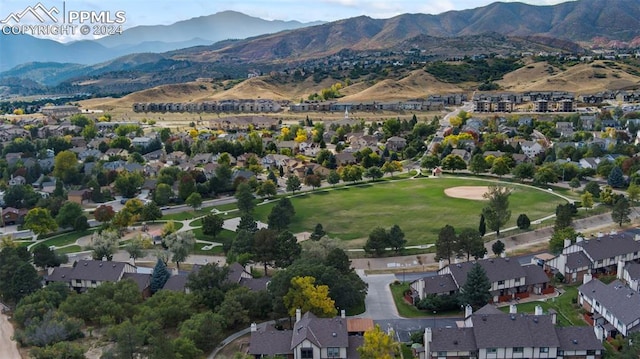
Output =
[
  {"x1": 576, "y1": 236, "x2": 584, "y2": 243},
  {"x1": 296, "y1": 308, "x2": 301, "y2": 322},
  {"x1": 439, "y1": 259, "x2": 445, "y2": 270},
  {"x1": 251, "y1": 323, "x2": 257, "y2": 332},
  {"x1": 341, "y1": 309, "x2": 346, "y2": 319},
  {"x1": 172, "y1": 267, "x2": 179, "y2": 276},
  {"x1": 500, "y1": 251, "x2": 506, "y2": 258},
  {"x1": 465, "y1": 304, "x2": 473, "y2": 318},
  {"x1": 618, "y1": 260, "x2": 625, "y2": 280},
  {"x1": 563, "y1": 239, "x2": 571, "y2": 248},
  {"x1": 454, "y1": 257, "x2": 460, "y2": 264},
  {"x1": 549, "y1": 309, "x2": 557, "y2": 325},
  {"x1": 509, "y1": 304, "x2": 517, "y2": 314},
  {"x1": 424, "y1": 327, "x2": 432, "y2": 358},
  {"x1": 583, "y1": 273, "x2": 593, "y2": 284},
  {"x1": 535, "y1": 305, "x2": 543, "y2": 316}
]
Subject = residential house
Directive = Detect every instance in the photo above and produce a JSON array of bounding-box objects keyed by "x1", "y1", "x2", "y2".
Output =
[
  {"x1": 620, "y1": 262, "x2": 640, "y2": 291},
  {"x1": 68, "y1": 189, "x2": 92, "y2": 204},
  {"x1": 8, "y1": 175, "x2": 26, "y2": 186},
  {"x1": 249, "y1": 310, "x2": 363, "y2": 359},
  {"x1": 131, "y1": 136, "x2": 155, "y2": 149},
  {"x1": 262, "y1": 154, "x2": 290, "y2": 169},
  {"x1": 411, "y1": 257, "x2": 551, "y2": 303},
  {"x1": 451, "y1": 149, "x2": 472, "y2": 164},
  {"x1": 578, "y1": 276, "x2": 640, "y2": 338},
  {"x1": 1, "y1": 207, "x2": 28, "y2": 226},
  {"x1": 335, "y1": 152, "x2": 356, "y2": 166},
  {"x1": 385, "y1": 136, "x2": 407, "y2": 152},
  {"x1": 546, "y1": 231, "x2": 640, "y2": 283},
  {"x1": 226, "y1": 262, "x2": 271, "y2": 291},
  {"x1": 419, "y1": 304, "x2": 602, "y2": 359},
  {"x1": 520, "y1": 141, "x2": 544, "y2": 158},
  {"x1": 46, "y1": 260, "x2": 137, "y2": 291}
]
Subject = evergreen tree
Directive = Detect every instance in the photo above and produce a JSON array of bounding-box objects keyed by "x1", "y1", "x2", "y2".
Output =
[
  {"x1": 491, "y1": 240, "x2": 505, "y2": 257},
  {"x1": 310, "y1": 223, "x2": 326, "y2": 241},
  {"x1": 608, "y1": 166, "x2": 626, "y2": 188},
  {"x1": 150, "y1": 258, "x2": 170, "y2": 293},
  {"x1": 516, "y1": 214, "x2": 530, "y2": 230},
  {"x1": 459, "y1": 263, "x2": 492, "y2": 310},
  {"x1": 612, "y1": 197, "x2": 632, "y2": 227},
  {"x1": 435, "y1": 225, "x2": 457, "y2": 265},
  {"x1": 481, "y1": 185, "x2": 512, "y2": 237},
  {"x1": 235, "y1": 182, "x2": 255, "y2": 214},
  {"x1": 478, "y1": 214, "x2": 486, "y2": 237},
  {"x1": 387, "y1": 224, "x2": 406, "y2": 254}
]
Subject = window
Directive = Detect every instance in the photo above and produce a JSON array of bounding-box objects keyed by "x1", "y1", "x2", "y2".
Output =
[
  {"x1": 540, "y1": 347, "x2": 549, "y2": 353},
  {"x1": 587, "y1": 350, "x2": 596, "y2": 355},
  {"x1": 327, "y1": 348, "x2": 339, "y2": 358},
  {"x1": 513, "y1": 347, "x2": 523, "y2": 353},
  {"x1": 438, "y1": 352, "x2": 447, "y2": 357},
  {"x1": 558, "y1": 350, "x2": 565, "y2": 356},
  {"x1": 301, "y1": 348, "x2": 313, "y2": 359},
  {"x1": 498, "y1": 280, "x2": 505, "y2": 286},
  {"x1": 487, "y1": 348, "x2": 497, "y2": 354},
  {"x1": 515, "y1": 278, "x2": 521, "y2": 284}
]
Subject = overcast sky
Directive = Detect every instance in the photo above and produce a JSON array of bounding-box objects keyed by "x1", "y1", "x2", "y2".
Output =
[{"x1": 2, "y1": 0, "x2": 575, "y2": 26}]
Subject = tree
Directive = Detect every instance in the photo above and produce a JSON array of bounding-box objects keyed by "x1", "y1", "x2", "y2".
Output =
[
  {"x1": 468, "y1": 154, "x2": 487, "y2": 174},
  {"x1": 441, "y1": 154, "x2": 467, "y2": 172},
  {"x1": 32, "y1": 244, "x2": 64, "y2": 269},
  {"x1": 112, "y1": 209, "x2": 134, "y2": 232},
  {"x1": 74, "y1": 216, "x2": 89, "y2": 232},
  {"x1": 257, "y1": 180, "x2": 277, "y2": 198},
  {"x1": 179, "y1": 311, "x2": 226, "y2": 353},
  {"x1": 154, "y1": 183, "x2": 173, "y2": 206},
  {"x1": 491, "y1": 240, "x2": 505, "y2": 257},
  {"x1": 55, "y1": 202, "x2": 84, "y2": 229},
  {"x1": 24, "y1": 208, "x2": 58, "y2": 236},
  {"x1": 53, "y1": 150, "x2": 79, "y2": 184},
  {"x1": 202, "y1": 214, "x2": 224, "y2": 238},
  {"x1": 533, "y1": 165, "x2": 557, "y2": 185},
  {"x1": 481, "y1": 185, "x2": 512, "y2": 237},
  {"x1": 456, "y1": 228, "x2": 486, "y2": 261},
  {"x1": 30, "y1": 342, "x2": 85, "y2": 359},
  {"x1": 381, "y1": 161, "x2": 402, "y2": 178},
  {"x1": 459, "y1": 263, "x2": 492, "y2": 310},
  {"x1": 357, "y1": 324, "x2": 401, "y2": 359},
  {"x1": 304, "y1": 174, "x2": 322, "y2": 190},
  {"x1": 435, "y1": 225, "x2": 457, "y2": 265},
  {"x1": 478, "y1": 214, "x2": 486, "y2": 237},
  {"x1": 555, "y1": 203, "x2": 574, "y2": 230},
  {"x1": 253, "y1": 228, "x2": 278, "y2": 273},
  {"x1": 364, "y1": 227, "x2": 389, "y2": 257},
  {"x1": 516, "y1": 214, "x2": 531, "y2": 230},
  {"x1": 512, "y1": 162, "x2": 536, "y2": 182},
  {"x1": 627, "y1": 183, "x2": 640, "y2": 204},
  {"x1": 185, "y1": 192, "x2": 203, "y2": 210},
  {"x1": 491, "y1": 157, "x2": 511, "y2": 177},
  {"x1": 584, "y1": 181, "x2": 601, "y2": 198},
  {"x1": 124, "y1": 236, "x2": 144, "y2": 264},
  {"x1": 327, "y1": 170, "x2": 340, "y2": 186},
  {"x1": 235, "y1": 182, "x2": 255, "y2": 214},
  {"x1": 421, "y1": 155, "x2": 440, "y2": 170},
  {"x1": 549, "y1": 227, "x2": 577, "y2": 254},
  {"x1": 178, "y1": 173, "x2": 197, "y2": 201},
  {"x1": 150, "y1": 258, "x2": 171, "y2": 293},
  {"x1": 569, "y1": 177, "x2": 581, "y2": 191},
  {"x1": 310, "y1": 223, "x2": 326, "y2": 241},
  {"x1": 275, "y1": 231, "x2": 302, "y2": 268},
  {"x1": 163, "y1": 231, "x2": 196, "y2": 269},
  {"x1": 286, "y1": 175, "x2": 302, "y2": 194},
  {"x1": 94, "y1": 205, "x2": 115, "y2": 222},
  {"x1": 110, "y1": 320, "x2": 145, "y2": 359},
  {"x1": 387, "y1": 224, "x2": 406, "y2": 254},
  {"x1": 365, "y1": 166, "x2": 384, "y2": 181},
  {"x1": 608, "y1": 166, "x2": 626, "y2": 188},
  {"x1": 283, "y1": 276, "x2": 337, "y2": 318},
  {"x1": 140, "y1": 202, "x2": 162, "y2": 222},
  {"x1": 114, "y1": 172, "x2": 144, "y2": 199},
  {"x1": 186, "y1": 263, "x2": 230, "y2": 311},
  {"x1": 581, "y1": 192, "x2": 594, "y2": 211},
  {"x1": 612, "y1": 197, "x2": 632, "y2": 227},
  {"x1": 90, "y1": 229, "x2": 119, "y2": 261}
]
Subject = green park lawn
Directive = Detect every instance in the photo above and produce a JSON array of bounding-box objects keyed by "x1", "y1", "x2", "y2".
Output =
[{"x1": 253, "y1": 177, "x2": 566, "y2": 247}]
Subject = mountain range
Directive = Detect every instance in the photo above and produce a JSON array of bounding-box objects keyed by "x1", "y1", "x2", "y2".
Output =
[
  {"x1": 2, "y1": 0, "x2": 640, "y2": 96},
  {"x1": 0, "y1": 10, "x2": 323, "y2": 72}
]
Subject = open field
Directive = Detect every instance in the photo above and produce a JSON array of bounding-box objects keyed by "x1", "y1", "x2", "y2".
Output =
[{"x1": 253, "y1": 177, "x2": 567, "y2": 247}]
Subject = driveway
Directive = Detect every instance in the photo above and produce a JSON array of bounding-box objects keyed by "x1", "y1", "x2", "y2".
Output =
[{"x1": 356, "y1": 270, "x2": 400, "y2": 320}]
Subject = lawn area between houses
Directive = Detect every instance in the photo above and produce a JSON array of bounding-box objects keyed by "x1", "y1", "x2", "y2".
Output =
[
  {"x1": 252, "y1": 177, "x2": 566, "y2": 247},
  {"x1": 498, "y1": 285, "x2": 586, "y2": 327},
  {"x1": 390, "y1": 282, "x2": 463, "y2": 318}
]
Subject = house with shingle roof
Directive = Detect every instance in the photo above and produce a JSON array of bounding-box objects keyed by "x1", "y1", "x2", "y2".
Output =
[
  {"x1": 411, "y1": 257, "x2": 550, "y2": 303},
  {"x1": 419, "y1": 304, "x2": 602, "y2": 359},
  {"x1": 45, "y1": 260, "x2": 136, "y2": 291},
  {"x1": 579, "y1": 277, "x2": 640, "y2": 338},
  {"x1": 249, "y1": 310, "x2": 361, "y2": 359},
  {"x1": 546, "y1": 230, "x2": 640, "y2": 283}
]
